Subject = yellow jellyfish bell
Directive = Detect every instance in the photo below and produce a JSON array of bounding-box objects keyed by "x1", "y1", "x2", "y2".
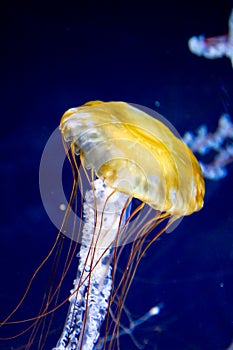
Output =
[{"x1": 60, "y1": 100, "x2": 205, "y2": 216}]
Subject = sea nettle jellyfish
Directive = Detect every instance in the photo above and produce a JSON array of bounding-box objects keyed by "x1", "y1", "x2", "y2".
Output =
[{"x1": 0, "y1": 101, "x2": 205, "y2": 350}]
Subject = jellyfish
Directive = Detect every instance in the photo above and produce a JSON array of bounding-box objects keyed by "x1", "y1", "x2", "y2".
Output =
[
  {"x1": 188, "y1": 8, "x2": 233, "y2": 66},
  {"x1": 0, "y1": 101, "x2": 205, "y2": 350},
  {"x1": 53, "y1": 101, "x2": 204, "y2": 350}
]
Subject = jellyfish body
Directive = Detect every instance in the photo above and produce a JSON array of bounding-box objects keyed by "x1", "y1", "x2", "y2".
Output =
[
  {"x1": 53, "y1": 101, "x2": 205, "y2": 349},
  {"x1": 61, "y1": 101, "x2": 204, "y2": 216}
]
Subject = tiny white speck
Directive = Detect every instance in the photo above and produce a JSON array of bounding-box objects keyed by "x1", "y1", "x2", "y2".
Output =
[
  {"x1": 149, "y1": 306, "x2": 160, "y2": 316},
  {"x1": 59, "y1": 203, "x2": 66, "y2": 211}
]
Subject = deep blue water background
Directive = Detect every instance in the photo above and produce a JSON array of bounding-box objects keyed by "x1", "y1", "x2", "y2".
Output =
[{"x1": 0, "y1": 1, "x2": 233, "y2": 349}]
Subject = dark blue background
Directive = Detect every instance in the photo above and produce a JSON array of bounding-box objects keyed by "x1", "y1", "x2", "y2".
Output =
[{"x1": 0, "y1": 1, "x2": 233, "y2": 349}]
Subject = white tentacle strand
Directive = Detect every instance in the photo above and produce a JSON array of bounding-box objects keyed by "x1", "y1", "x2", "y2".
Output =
[{"x1": 53, "y1": 179, "x2": 129, "y2": 350}]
